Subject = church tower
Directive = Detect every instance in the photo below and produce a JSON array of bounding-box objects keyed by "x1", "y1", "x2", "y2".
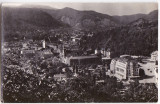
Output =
[{"x1": 42, "y1": 40, "x2": 45, "y2": 48}]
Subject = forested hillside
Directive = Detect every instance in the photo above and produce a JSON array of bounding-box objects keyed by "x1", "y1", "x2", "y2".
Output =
[{"x1": 2, "y1": 6, "x2": 158, "y2": 56}]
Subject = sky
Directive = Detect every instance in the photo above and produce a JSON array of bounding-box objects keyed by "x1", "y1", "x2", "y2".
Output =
[{"x1": 3, "y1": 2, "x2": 158, "y2": 16}]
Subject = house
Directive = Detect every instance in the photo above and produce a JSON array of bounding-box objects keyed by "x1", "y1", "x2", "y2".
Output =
[
  {"x1": 21, "y1": 49, "x2": 35, "y2": 58},
  {"x1": 22, "y1": 43, "x2": 28, "y2": 49},
  {"x1": 2, "y1": 44, "x2": 10, "y2": 53},
  {"x1": 62, "y1": 56, "x2": 70, "y2": 65},
  {"x1": 71, "y1": 36, "x2": 81, "y2": 42},
  {"x1": 151, "y1": 51, "x2": 158, "y2": 62},
  {"x1": 87, "y1": 33, "x2": 94, "y2": 37},
  {"x1": 53, "y1": 73, "x2": 67, "y2": 82},
  {"x1": 37, "y1": 49, "x2": 53, "y2": 59}
]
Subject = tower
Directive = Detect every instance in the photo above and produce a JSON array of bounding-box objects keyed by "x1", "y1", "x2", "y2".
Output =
[{"x1": 42, "y1": 40, "x2": 45, "y2": 48}]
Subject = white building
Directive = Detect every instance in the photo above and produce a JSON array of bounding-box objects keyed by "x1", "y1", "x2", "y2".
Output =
[
  {"x1": 106, "y1": 49, "x2": 111, "y2": 58},
  {"x1": 42, "y1": 40, "x2": 46, "y2": 48},
  {"x1": 22, "y1": 43, "x2": 28, "y2": 49},
  {"x1": 112, "y1": 57, "x2": 139, "y2": 80},
  {"x1": 151, "y1": 51, "x2": 158, "y2": 61},
  {"x1": 115, "y1": 58, "x2": 128, "y2": 80},
  {"x1": 110, "y1": 58, "x2": 117, "y2": 74},
  {"x1": 95, "y1": 48, "x2": 101, "y2": 54}
]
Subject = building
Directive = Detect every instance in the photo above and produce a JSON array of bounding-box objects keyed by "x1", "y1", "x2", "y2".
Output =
[
  {"x1": 68, "y1": 56, "x2": 101, "y2": 66},
  {"x1": 105, "y1": 49, "x2": 112, "y2": 58},
  {"x1": 113, "y1": 57, "x2": 139, "y2": 80},
  {"x1": 2, "y1": 44, "x2": 11, "y2": 53},
  {"x1": 96, "y1": 48, "x2": 114, "y2": 58},
  {"x1": 37, "y1": 49, "x2": 53, "y2": 59},
  {"x1": 120, "y1": 55, "x2": 131, "y2": 58},
  {"x1": 47, "y1": 44, "x2": 58, "y2": 50},
  {"x1": 95, "y1": 48, "x2": 101, "y2": 54},
  {"x1": 101, "y1": 48, "x2": 106, "y2": 56},
  {"x1": 22, "y1": 43, "x2": 28, "y2": 49},
  {"x1": 53, "y1": 73, "x2": 67, "y2": 82},
  {"x1": 42, "y1": 40, "x2": 46, "y2": 48},
  {"x1": 21, "y1": 49, "x2": 35, "y2": 58},
  {"x1": 115, "y1": 58, "x2": 128, "y2": 80},
  {"x1": 110, "y1": 58, "x2": 118, "y2": 74},
  {"x1": 151, "y1": 51, "x2": 158, "y2": 62},
  {"x1": 154, "y1": 66, "x2": 158, "y2": 87},
  {"x1": 62, "y1": 56, "x2": 70, "y2": 65},
  {"x1": 87, "y1": 33, "x2": 94, "y2": 37},
  {"x1": 71, "y1": 36, "x2": 81, "y2": 42},
  {"x1": 102, "y1": 57, "x2": 111, "y2": 70}
]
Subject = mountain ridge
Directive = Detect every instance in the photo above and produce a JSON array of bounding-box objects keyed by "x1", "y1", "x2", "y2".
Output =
[
  {"x1": 2, "y1": 6, "x2": 158, "y2": 56},
  {"x1": 3, "y1": 6, "x2": 158, "y2": 31}
]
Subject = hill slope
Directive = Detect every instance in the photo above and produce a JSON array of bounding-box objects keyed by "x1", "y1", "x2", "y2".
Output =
[
  {"x1": 45, "y1": 7, "x2": 118, "y2": 31},
  {"x1": 80, "y1": 17, "x2": 158, "y2": 56},
  {"x1": 3, "y1": 7, "x2": 66, "y2": 29},
  {"x1": 2, "y1": 6, "x2": 158, "y2": 56},
  {"x1": 113, "y1": 10, "x2": 158, "y2": 24}
]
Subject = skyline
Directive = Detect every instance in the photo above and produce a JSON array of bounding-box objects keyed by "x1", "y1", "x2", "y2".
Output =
[{"x1": 3, "y1": 3, "x2": 158, "y2": 16}]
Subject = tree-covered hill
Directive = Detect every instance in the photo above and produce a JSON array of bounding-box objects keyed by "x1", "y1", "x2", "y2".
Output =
[
  {"x1": 80, "y1": 18, "x2": 158, "y2": 56},
  {"x1": 2, "y1": 6, "x2": 158, "y2": 56}
]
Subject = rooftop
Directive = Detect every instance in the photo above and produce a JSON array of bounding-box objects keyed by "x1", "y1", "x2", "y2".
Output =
[
  {"x1": 102, "y1": 57, "x2": 111, "y2": 60},
  {"x1": 70, "y1": 55, "x2": 98, "y2": 60},
  {"x1": 54, "y1": 74, "x2": 66, "y2": 78},
  {"x1": 117, "y1": 57, "x2": 137, "y2": 64}
]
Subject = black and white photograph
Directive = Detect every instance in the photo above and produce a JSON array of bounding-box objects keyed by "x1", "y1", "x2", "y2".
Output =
[{"x1": 1, "y1": 2, "x2": 158, "y2": 103}]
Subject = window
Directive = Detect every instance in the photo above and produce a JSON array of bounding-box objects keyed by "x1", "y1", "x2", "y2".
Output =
[
  {"x1": 128, "y1": 70, "x2": 130, "y2": 75},
  {"x1": 120, "y1": 69, "x2": 124, "y2": 72}
]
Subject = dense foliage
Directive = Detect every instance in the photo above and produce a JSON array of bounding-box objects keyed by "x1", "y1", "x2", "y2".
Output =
[
  {"x1": 2, "y1": 65, "x2": 158, "y2": 103},
  {"x1": 80, "y1": 19, "x2": 158, "y2": 56},
  {"x1": 2, "y1": 51, "x2": 158, "y2": 102}
]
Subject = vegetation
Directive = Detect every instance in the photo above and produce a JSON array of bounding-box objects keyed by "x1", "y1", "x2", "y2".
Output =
[
  {"x1": 80, "y1": 20, "x2": 158, "y2": 56},
  {"x1": 2, "y1": 6, "x2": 158, "y2": 103},
  {"x1": 2, "y1": 64, "x2": 158, "y2": 103}
]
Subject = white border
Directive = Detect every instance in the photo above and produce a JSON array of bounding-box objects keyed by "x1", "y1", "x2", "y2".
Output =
[
  {"x1": 0, "y1": 0, "x2": 158, "y2": 3},
  {"x1": 0, "y1": 0, "x2": 159, "y2": 104}
]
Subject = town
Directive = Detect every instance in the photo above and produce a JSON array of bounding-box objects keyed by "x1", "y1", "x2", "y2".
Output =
[
  {"x1": 1, "y1": 2, "x2": 158, "y2": 103},
  {"x1": 2, "y1": 30, "x2": 158, "y2": 102}
]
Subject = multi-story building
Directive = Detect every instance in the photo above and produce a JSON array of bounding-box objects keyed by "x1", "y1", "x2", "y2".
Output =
[
  {"x1": 115, "y1": 58, "x2": 128, "y2": 80},
  {"x1": 96, "y1": 48, "x2": 115, "y2": 58},
  {"x1": 111, "y1": 57, "x2": 139, "y2": 80}
]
